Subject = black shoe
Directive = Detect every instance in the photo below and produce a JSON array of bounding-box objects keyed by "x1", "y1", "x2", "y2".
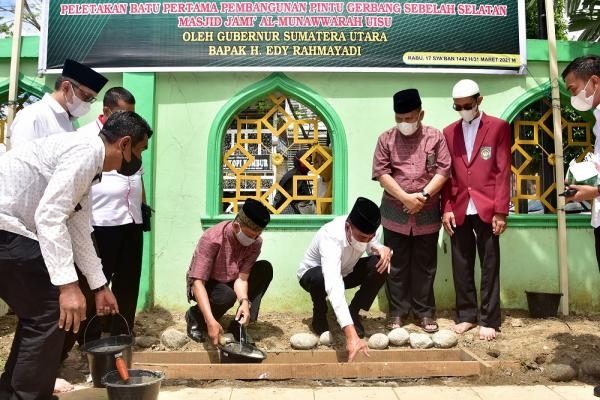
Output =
[
  {"x1": 311, "y1": 313, "x2": 330, "y2": 335},
  {"x1": 594, "y1": 385, "x2": 600, "y2": 397},
  {"x1": 349, "y1": 307, "x2": 365, "y2": 338},
  {"x1": 185, "y1": 308, "x2": 206, "y2": 343}
]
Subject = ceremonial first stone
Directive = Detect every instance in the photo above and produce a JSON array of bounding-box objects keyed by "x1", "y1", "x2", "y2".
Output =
[{"x1": 290, "y1": 332, "x2": 319, "y2": 349}]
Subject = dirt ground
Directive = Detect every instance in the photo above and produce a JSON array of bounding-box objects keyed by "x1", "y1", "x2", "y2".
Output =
[{"x1": 2, "y1": 307, "x2": 600, "y2": 387}]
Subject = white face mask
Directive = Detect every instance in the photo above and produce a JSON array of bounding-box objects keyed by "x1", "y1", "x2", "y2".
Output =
[
  {"x1": 459, "y1": 106, "x2": 478, "y2": 122},
  {"x1": 397, "y1": 121, "x2": 419, "y2": 136},
  {"x1": 66, "y1": 86, "x2": 91, "y2": 118},
  {"x1": 234, "y1": 223, "x2": 256, "y2": 247},
  {"x1": 348, "y1": 226, "x2": 369, "y2": 253},
  {"x1": 571, "y1": 78, "x2": 597, "y2": 112}
]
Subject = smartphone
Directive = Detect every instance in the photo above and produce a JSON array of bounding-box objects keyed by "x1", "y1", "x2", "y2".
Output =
[{"x1": 559, "y1": 188, "x2": 578, "y2": 197}]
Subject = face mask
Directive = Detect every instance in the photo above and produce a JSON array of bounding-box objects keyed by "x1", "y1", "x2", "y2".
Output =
[
  {"x1": 350, "y1": 236, "x2": 368, "y2": 253},
  {"x1": 459, "y1": 105, "x2": 478, "y2": 123},
  {"x1": 571, "y1": 78, "x2": 597, "y2": 112},
  {"x1": 234, "y1": 223, "x2": 256, "y2": 246},
  {"x1": 66, "y1": 86, "x2": 91, "y2": 118},
  {"x1": 117, "y1": 144, "x2": 142, "y2": 176},
  {"x1": 397, "y1": 121, "x2": 419, "y2": 136}
]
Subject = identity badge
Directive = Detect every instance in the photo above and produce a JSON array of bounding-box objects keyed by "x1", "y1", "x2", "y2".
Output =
[{"x1": 480, "y1": 146, "x2": 492, "y2": 160}]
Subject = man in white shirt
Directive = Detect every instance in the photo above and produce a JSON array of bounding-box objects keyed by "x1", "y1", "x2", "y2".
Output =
[
  {"x1": 77, "y1": 87, "x2": 144, "y2": 341},
  {"x1": 561, "y1": 57, "x2": 600, "y2": 398},
  {"x1": 0, "y1": 111, "x2": 152, "y2": 400},
  {"x1": 298, "y1": 197, "x2": 392, "y2": 362},
  {"x1": 9, "y1": 58, "x2": 107, "y2": 148}
]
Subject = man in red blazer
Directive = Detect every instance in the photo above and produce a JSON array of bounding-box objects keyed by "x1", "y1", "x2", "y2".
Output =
[{"x1": 441, "y1": 79, "x2": 511, "y2": 341}]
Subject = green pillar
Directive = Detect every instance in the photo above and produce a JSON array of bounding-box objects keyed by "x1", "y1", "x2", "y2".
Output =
[{"x1": 123, "y1": 72, "x2": 156, "y2": 310}]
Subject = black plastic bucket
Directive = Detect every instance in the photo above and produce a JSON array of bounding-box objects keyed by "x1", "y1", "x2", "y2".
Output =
[
  {"x1": 102, "y1": 369, "x2": 164, "y2": 400},
  {"x1": 525, "y1": 291, "x2": 563, "y2": 318},
  {"x1": 80, "y1": 314, "x2": 134, "y2": 388}
]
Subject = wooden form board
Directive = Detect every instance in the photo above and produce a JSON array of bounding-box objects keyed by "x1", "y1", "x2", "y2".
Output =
[{"x1": 133, "y1": 349, "x2": 482, "y2": 380}]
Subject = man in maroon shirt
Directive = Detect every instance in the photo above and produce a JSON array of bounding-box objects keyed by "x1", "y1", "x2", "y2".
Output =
[
  {"x1": 372, "y1": 88, "x2": 451, "y2": 334},
  {"x1": 185, "y1": 198, "x2": 272, "y2": 345}
]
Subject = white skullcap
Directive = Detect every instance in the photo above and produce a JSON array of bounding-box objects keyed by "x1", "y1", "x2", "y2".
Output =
[{"x1": 452, "y1": 79, "x2": 480, "y2": 98}]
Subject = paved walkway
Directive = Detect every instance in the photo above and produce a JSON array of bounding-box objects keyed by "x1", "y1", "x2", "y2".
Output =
[{"x1": 57, "y1": 383, "x2": 597, "y2": 400}]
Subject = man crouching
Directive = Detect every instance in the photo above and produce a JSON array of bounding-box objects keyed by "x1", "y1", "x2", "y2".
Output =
[
  {"x1": 185, "y1": 198, "x2": 272, "y2": 345},
  {"x1": 297, "y1": 197, "x2": 392, "y2": 361}
]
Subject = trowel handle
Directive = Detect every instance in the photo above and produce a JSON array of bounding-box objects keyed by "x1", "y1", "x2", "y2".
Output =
[{"x1": 115, "y1": 353, "x2": 129, "y2": 382}]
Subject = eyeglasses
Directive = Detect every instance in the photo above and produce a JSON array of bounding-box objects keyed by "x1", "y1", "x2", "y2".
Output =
[
  {"x1": 70, "y1": 81, "x2": 97, "y2": 104},
  {"x1": 452, "y1": 102, "x2": 477, "y2": 111}
]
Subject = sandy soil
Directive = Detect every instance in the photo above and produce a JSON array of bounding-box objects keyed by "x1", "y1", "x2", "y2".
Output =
[{"x1": 1, "y1": 307, "x2": 600, "y2": 387}]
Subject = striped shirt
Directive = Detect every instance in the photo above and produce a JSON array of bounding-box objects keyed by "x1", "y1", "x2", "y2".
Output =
[
  {"x1": 187, "y1": 221, "x2": 262, "y2": 284},
  {"x1": 372, "y1": 125, "x2": 451, "y2": 235}
]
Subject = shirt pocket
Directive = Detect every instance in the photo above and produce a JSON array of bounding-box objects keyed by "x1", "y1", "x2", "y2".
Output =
[{"x1": 425, "y1": 151, "x2": 437, "y2": 173}]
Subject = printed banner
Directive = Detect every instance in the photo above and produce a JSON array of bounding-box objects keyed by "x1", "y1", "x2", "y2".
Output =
[{"x1": 40, "y1": 0, "x2": 526, "y2": 73}]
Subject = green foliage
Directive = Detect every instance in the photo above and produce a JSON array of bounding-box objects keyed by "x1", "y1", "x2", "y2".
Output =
[
  {"x1": 566, "y1": 0, "x2": 600, "y2": 41},
  {"x1": 526, "y1": 0, "x2": 569, "y2": 40},
  {"x1": 0, "y1": 1, "x2": 41, "y2": 37}
]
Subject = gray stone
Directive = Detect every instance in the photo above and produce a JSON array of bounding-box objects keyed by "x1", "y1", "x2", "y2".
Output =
[
  {"x1": 432, "y1": 329, "x2": 458, "y2": 349},
  {"x1": 135, "y1": 335, "x2": 159, "y2": 348},
  {"x1": 160, "y1": 328, "x2": 188, "y2": 350},
  {"x1": 219, "y1": 333, "x2": 235, "y2": 346},
  {"x1": 409, "y1": 332, "x2": 433, "y2": 349},
  {"x1": 388, "y1": 328, "x2": 410, "y2": 346},
  {"x1": 290, "y1": 332, "x2": 319, "y2": 350},
  {"x1": 319, "y1": 331, "x2": 332, "y2": 347},
  {"x1": 510, "y1": 318, "x2": 524, "y2": 327},
  {"x1": 545, "y1": 363, "x2": 577, "y2": 382},
  {"x1": 581, "y1": 360, "x2": 600, "y2": 377},
  {"x1": 368, "y1": 333, "x2": 389, "y2": 349}
]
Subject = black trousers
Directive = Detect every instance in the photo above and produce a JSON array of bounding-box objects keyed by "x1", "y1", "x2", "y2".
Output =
[
  {"x1": 91, "y1": 223, "x2": 143, "y2": 336},
  {"x1": 189, "y1": 260, "x2": 273, "y2": 328},
  {"x1": 0, "y1": 230, "x2": 65, "y2": 400},
  {"x1": 383, "y1": 228, "x2": 439, "y2": 319},
  {"x1": 451, "y1": 214, "x2": 501, "y2": 329},
  {"x1": 298, "y1": 255, "x2": 386, "y2": 316}
]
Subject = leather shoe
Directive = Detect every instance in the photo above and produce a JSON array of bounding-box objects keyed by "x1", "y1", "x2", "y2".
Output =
[
  {"x1": 349, "y1": 307, "x2": 365, "y2": 338},
  {"x1": 594, "y1": 385, "x2": 600, "y2": 397},
  {"x1": 185, "y1": 308, "x2": 206, "y2": 343}
]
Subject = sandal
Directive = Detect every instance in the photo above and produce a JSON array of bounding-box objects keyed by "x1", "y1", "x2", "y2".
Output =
[
  {"x1": 386, "y1": 316, "x2": 404, "y2": 330},
  {"x1": 420, "y1": 317, "x2": 439, "y2": 333}
]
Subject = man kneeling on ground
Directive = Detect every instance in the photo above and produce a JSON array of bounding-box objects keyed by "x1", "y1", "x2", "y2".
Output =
[
  {"x1": 185, "y1": 199, "x2": 273, "y2": 345},
  {"x1": 297, "y1": 197, "x2": 392, "y2": 362}
]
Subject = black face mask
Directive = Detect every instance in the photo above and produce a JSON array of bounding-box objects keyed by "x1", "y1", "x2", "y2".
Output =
[{"x1": 118, "y1": 149, "x2": 142, "y2": 176}]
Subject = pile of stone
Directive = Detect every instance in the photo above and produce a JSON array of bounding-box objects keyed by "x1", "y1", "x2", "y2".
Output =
[{"x1": 289, "y1": 328, "x2": 458, "y2": 350}]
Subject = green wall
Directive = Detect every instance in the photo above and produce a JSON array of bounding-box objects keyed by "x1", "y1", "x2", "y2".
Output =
[{"x1": 3, "y1": 37, "x2": 600, "y2": 315}]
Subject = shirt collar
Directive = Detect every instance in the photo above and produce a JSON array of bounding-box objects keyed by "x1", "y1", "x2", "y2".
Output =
[
  {"x1": 43, "y1": 93, "x2": 69, "y2": 117},
  {"x1": 462, "y1": 112, "x2": 483, "y2": 128}
]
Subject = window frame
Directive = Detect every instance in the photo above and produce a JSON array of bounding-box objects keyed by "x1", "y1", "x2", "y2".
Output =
[
  {"x1": 503, "y1": 80, "x2": 596, "y2": 228},
  {"x1": 202, "y1": 72, "x2": 348, "y2": 230}
]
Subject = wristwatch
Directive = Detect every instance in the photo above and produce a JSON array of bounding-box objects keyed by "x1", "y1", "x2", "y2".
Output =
[
  {"x1": 420, "y1": 190, "x2": 430, "y2": 200},
  {"x1": 92, "y1": 284, "x2": 107, "y2": 293},
  {"x1": 239, "y1": 298, "x2": 252, "y2": 308}
]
